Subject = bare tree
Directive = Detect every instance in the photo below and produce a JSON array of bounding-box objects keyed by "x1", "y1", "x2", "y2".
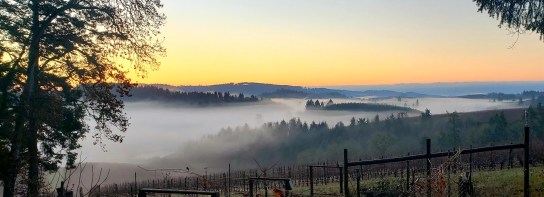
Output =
[{"x1": 47, "y1": 155, "x2": 111, "y2": 197}]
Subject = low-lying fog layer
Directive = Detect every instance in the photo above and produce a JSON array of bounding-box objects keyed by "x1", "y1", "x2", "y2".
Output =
[
  {"x1": 78, "y1": 98, "x2": 522, "y2": 164},
  {"x1": 362, "y1": 97, "x2": 521, "y2": 114}
]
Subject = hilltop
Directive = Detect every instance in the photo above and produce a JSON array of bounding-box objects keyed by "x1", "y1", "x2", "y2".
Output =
[{"x1": 147, "y1": 82, "x2": 432, "y2": 99}]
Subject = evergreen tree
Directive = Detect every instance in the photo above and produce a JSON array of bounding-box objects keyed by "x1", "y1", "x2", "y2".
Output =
[
  {"x1": 357, "y1": 118, "x2": 367, "y2": 126},
  {"x1": 441, "y1": 112, "x2": 462, "y2": 148},
  {"x1": 306, "y1": 99, "x2": 314, "y2": 109},
  {"x1": 349, "y1": 117, "x2": 357, "y2": 128},
  {"x1": 374, "y1": 114, "x2": 380, "y2": 123},
  {"x1": 421, "y1": 109, "x2": 432, "y2": 120},
  {"x1": 474, "y1": 0, "x2": 544, "y2": 43},
  {"x1": 314, "y1": 100, "x2": 321, "y2": 107},
  {"x1": 0, "y1": 0, "x2": 165, "y2": 195}
]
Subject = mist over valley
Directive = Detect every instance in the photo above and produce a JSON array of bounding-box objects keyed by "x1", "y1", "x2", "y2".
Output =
[{"x1": 78, "y1": 83, "x2": 534, "y2": 168}]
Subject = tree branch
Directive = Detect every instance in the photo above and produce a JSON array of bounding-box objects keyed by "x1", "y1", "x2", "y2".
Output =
[{"x1": 38, "y1": 0, "x2": 79, "y2": 39}]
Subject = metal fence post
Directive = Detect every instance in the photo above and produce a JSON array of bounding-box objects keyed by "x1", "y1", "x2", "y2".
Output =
[
  {"x1": 134, "y1": 172, "x2": 137, "y2": 194},
  {"x1": 447, "y1": 150, "x2": 451, "y2": 197},
  {"x1": 469, "y1": 145, "x2": 473, "y2": 196},
  {"x1": 426, "y1": 139, "x2": 431, "y2": 197},
  {"x1": 324, "y1": 165, "x2": 328, "y2": 185},
  {"x1": 344, "y1": 149, "x2": 349, "y2": 197},
  {"x1": 356, "y1": 169, "x2": 360, "y2": 197},
  {"x1": 57, "y1": 181, "x2": 65, "y2": 197},
  {"x1": 310, "y1": 166, "x2": 314, "y2": 197},
  {"x1": 249, "y1": 179, "x2": 254, "y2": 197},
  {"x1": 137, "y1": 190, "x2": 146, "y2": 197},
  {"x1": 228, "y1": 163, "x2": 231, "y2": 197},
  {"x1": 524, "y1": 126, "x2": 530, "y2": 197},
  {"x1": 509, "y1": 147, "x2": 513, "y2": 169},
  {"x1": 406, "y1": 153, "x2": 410, "y2": 192},
  {"x1": 339, "y1": 167, "x2": 344, "y2": 194}
]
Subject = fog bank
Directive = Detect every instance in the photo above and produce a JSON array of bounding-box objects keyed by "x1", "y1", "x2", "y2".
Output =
[{"x1": 78, "y1": 98, "x2": 523, "y2": 165}]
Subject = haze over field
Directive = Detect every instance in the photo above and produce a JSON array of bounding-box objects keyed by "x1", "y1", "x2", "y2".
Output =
[{"x1": 79, "y1": 96, "x2": 524, "y2": 164}]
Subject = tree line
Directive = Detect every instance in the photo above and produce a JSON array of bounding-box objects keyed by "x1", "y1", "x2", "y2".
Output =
[
  {"x1": 460, "y1": 91, "x2": 544, "y2": 104},
  {"x1": 123, "y1": 85, "x2": 260, "y2": 105},
  {"x1": 173, "y1": 105, "x2": 544, "y2": 171},
  {"x1": 305, "y1": 99, "x2": 416, "y2": 112}
]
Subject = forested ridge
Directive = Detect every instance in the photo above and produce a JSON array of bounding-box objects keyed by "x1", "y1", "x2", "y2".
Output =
[
  {"x1": 305, "y1": 99, "x2": 417, "y2": 112},
  {"x1": 122, "y1": 85, "x2": 260, "y2": 105},
  {"x1": 159, "y1": 105, "x2": 544, "y2": 170},
  {"x1": 459, "y1": 91, "x2": 544, "y2": 103}
]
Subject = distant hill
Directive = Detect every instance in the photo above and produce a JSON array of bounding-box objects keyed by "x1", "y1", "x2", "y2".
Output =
[
  {"x1": 459, "y1": 91, "x2": 544, "y2": 104},
  {"x1": 259, "y1": 88, "x2": 350, "y2": 99},
  {"x1": 325, "y1": 81, "x2": 544, "y2": 96},
  {"x1": 142, "y1": 82, "x2": 544, "y2": 99},
  {"x1": 353, "y1": 90, "x2": 429, "y2": 98},
  {"x1": 259, "y1": 89, "x2": 308, "y2": 98},
  {"x1": 173, "y1": 82, "x2": 432, "y2": 99},
  {"x1": 307, "y1": 92, "x2": 350, "y2": 99},
  {"x1": 179, "y1": 82, "x2": 298, "y2": 96}
]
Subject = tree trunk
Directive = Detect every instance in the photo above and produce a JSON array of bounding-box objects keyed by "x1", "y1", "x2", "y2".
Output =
[
  {"x1": 27, "y1": 119, "x2": 40, "y2": 197},
  {"x1": 25, "y1": 0, "x2": 41, "y2": 196},
  {"x1": 3, "y1": 114, "x2": 24, "y2": 197},
  {"x1": 1, "y1": 28, "x2": 28, "y2": 197}
]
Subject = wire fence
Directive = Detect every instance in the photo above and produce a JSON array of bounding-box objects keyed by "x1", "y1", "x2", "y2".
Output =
[{"x1": 60, "y1": 127, "x2": 543, "y2": 197}]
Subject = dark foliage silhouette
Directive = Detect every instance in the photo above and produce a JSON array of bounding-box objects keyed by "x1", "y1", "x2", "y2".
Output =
[
  {"x1": 124, "y1": 85, "x2": 260, "y2": 105},
  {"x1": 305, "y1": 99, "x2": 416, "y2": 112},
  {"x1": 474, "y1": 0, "x2": 544, "y2": 43},
  {"x1": 0, "y1": 0, "x2": 164, "y2": 196}
]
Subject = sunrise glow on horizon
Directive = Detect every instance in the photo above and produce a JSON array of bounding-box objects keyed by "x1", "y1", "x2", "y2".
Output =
[{"x1": 131, "y1": 0, "x2": 544, "y2": 87}]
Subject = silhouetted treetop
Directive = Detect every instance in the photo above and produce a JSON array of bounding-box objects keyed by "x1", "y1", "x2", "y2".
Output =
[
  {"x1": 0, "y1": 0, "x2": 165, "y2": 196},
  {"x1": 123, "y1": 85, "x2": 260, "y2": 105},
  {"x1": 173, "y1": 107, "x2": 542, "y2": 169},
  {"x1": 474, "y1": 0, "x2": 544, "y2": 40},
  {"x1": 306, "y1": 99, "x2": 417, "y2": 112}
]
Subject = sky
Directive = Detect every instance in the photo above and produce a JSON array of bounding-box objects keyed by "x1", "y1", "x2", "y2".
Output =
[{"x1": 131, "y1": 0, "x2": 544, "y2": 87}]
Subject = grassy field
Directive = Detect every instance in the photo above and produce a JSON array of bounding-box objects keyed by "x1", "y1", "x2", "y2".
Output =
[
  {"x1": 285, "y1": 166, "x2": 544, "y2": 197},
  {"x1": 471, "y1": 167, "x2": 544, "y2": 197}
]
